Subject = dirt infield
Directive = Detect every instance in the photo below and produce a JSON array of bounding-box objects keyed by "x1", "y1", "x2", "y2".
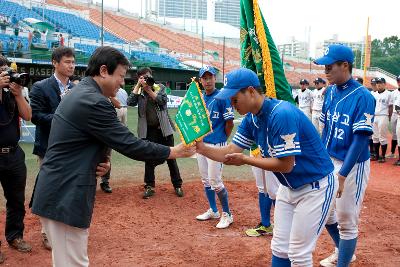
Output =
[{"x1": 0, "y1": 159, "x2": 399, "y2": 266}]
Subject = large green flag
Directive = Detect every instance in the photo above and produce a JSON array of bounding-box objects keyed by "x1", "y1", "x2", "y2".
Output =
[
  {"x1": 175, "y1": 81, "x2": 212, "y2": 145},
  {"x1": 240, "y1": 0, "x2": 294, "y2": 103}
]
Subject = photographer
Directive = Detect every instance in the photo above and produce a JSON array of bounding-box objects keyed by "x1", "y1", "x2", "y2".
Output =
[
  {"x1": 0, "y1": 55, "x2": 32, "y2": 263},
  {"x1": 127, "y1": 67, "x2": 183, "y2": 198}
]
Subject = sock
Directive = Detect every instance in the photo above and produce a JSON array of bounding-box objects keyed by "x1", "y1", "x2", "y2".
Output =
[
  {"x1": 369, "y1": 139, "x2": 374, "y2": 155},
  {"x1": 271, "y1": 255, "x2": 291, "y2": 267},
  {"x1": 325, "y1": 223, "x2": 340, "y2": 248},
  {"x1": 259, "y1": 192, "x2": 272, "y2": 227},
  {"x1": 216, "y1": 188, "x2": 230, "y2": 215},
  {"x1": 337, "y1": 238, "x2": 357, "y2": 267},
  {"x1": 391, "y1": 139, "x2": 398, "y2": 154},
  {"x1": 205, "y1": 187, "x2": 218, "y2": 212},
  {"x1": 373, "y1": 143, "x2": 380, "y2": 157},
  {"x1": 381, "y1": 144, "x2": 387, "y2": 158}
]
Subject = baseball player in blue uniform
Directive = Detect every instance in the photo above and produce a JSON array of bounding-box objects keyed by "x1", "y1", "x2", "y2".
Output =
[
  {"x1": 196, "y1": 68, "x2": 338, "y2": 266},
  {"x1": 315, "y1": 44, "x2": 376, "y2": 267},
  {"x1": 195, "y1": 66, "x2": 235, "y2": 229}
]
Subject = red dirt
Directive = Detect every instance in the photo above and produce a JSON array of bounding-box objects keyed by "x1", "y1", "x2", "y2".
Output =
[{"x1": 0, "y1": 159, "x2": 399, "y2": 267}]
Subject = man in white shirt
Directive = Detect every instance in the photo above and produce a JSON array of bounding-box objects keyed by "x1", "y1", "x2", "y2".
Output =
[
  {"x1": 311, "y1": 77, "x2": 326, "y2": 134},
  {"x1": 111, "y1": 88, "x2": 128, "y2": 126},
  {"x1": 372, "y1": 77, "x2": 393, "y2": 162},
  {"x1": 297, "y1": 79, "x2": 312, "y2": 120},
  {"x1": 393, "y1": 75, "x2": 400, "y2": 165},
  {"x1": 387, "y1": 78, "x2": 400, "y2": 159}
]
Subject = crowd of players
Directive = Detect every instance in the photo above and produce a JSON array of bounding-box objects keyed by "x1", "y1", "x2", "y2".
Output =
[{"x1": 293, "y1": 75, "x2": 400, "y2": 165}]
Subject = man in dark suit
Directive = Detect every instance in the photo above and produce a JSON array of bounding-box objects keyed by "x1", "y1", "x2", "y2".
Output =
[
  {"x1": 31, "y1": 46, "x2": 195, "y2": 266},
  {"x1": 29, "y1": 46, "x2": 75, "y2": 250}
]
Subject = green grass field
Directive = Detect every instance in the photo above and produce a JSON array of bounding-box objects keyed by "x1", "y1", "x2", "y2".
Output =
[{"x1": 1, "y1": 108, "x2": 252, "y2": 210}]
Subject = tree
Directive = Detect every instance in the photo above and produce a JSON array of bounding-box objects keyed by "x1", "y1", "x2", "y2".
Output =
[{"x1": 370, "y1": 35, "x2": 400, "y2": 75}]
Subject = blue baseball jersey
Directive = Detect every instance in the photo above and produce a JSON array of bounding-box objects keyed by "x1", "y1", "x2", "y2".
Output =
[
  {"x1": 320, "y1": 79, "x2": 376, "y2": 162},
  {"x1": 232, "y1": 98, "x2": 334, "y2": 189},
  {"x1": 203, "y1": 89, "x2": 234, "y2": 144}
]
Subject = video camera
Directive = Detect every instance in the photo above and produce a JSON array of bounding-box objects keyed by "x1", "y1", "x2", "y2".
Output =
[{"x1": 5, "y1": 67, "x2": 30, "y2": 87}]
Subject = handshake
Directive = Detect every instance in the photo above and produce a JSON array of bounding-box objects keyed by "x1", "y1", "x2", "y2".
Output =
[
  {"x1": 168, "y1": 142, "x2": 197, "y2": 159},
  {"x1": 168, "y1": 141, "x2": 244, "y2": 166}
]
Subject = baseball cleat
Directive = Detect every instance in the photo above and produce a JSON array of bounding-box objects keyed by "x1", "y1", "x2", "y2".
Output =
[
  {"x1": 196, "y1": 208, "x2": 220, "y2": 221},
  {"x1": 320, "y1": 248, "x2": 356, "y2": 267},
  {"x1": 378, "y1": 157, "x2": 386, "y2": 163},
  {"x1": 216, "y1": 212, "x2": 233, "y2": 229},
  {"x1": 386, "y1": 153, "x2": 396, "y2": 159},
  {"x1": 245, "y1": 223, "x2": 273, "y2": 237}
]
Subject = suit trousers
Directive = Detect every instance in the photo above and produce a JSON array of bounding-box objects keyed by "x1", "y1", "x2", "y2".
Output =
[
  {"x1": 40, "y1": 217, "x2": 89, "y2": 267},
  {"x1": 0, "y1": 146, "x2": 26, "y2": 243},
  {"x1": 144, "y1": 127, "x2": 182, "y2": 188}
]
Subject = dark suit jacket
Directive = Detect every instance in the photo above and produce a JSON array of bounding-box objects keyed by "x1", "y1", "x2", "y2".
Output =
[
  {"x1": 29, "y1": 75, "x2": 62, "y2": 157},
  {"x1": 31, "y1": 77, "x2": 170, "y2": 229}
]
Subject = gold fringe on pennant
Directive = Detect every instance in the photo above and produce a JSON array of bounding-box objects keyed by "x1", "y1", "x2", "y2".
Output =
[
  {"x1": 175, "y1": 81, "x2": 213, "y2": 146},
  {"x1": 253, "y1": 0, "x2": 276, "y2": 98}
]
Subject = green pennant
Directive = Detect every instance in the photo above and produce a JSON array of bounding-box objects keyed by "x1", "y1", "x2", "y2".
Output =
[{"x1": 175, "y1": 81, "x2": 212, "y2": 145}]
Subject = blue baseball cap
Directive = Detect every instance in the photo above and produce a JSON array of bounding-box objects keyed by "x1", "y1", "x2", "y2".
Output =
[
  {"x1": 215, "y1": 68, "x2": 260, "y2": 100},
  {"x1": 199, "y1": 65, "x2": 216, "y2": 77},
  {"x1": 314, "y1": 44, "x2": 354, "y2": 65}
]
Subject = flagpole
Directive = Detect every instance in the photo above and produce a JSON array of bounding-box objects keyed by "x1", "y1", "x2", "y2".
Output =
[
  {"x1": 362, "y1": 17, "x2": 369, "y2": 86},
  {"x1": 222, "y1": 36, "x2": 226, "y2": 78}
]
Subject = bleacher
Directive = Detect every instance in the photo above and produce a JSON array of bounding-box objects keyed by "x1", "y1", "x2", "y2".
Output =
[
  {"x1": 31, "y1": 7, "x2": 123, "y2": 43},
  {"x1": 131, "y1": 51, "x2": 182, "y2": 69},
  {"x1": 0, "y1": 33, "x2": 29, "y2": 51},
  {"x1": 0, "y1": 0, "x2": 42, "y2": 21}
]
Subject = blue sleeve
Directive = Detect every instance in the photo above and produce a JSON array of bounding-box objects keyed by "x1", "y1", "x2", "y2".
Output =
[
  {"x1": 338, "y1": 133, "x2": 369, "y2": 177},
  {"x1": 269, "y1": 105, "x2": 301, "y2": 158},
  {"x1": 232, "y1": 114, "x2": 254, "y2": 149},
  {"x1": 221, "y1": 99, "x2": 234, "y2": 121},
  {"x1": 352, "y1": 91, "x2": 376, "y2": 135}
]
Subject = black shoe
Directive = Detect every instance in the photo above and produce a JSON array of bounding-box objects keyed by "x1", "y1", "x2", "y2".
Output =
[
  {"x1": 9, "y1": 238, "x2": 32, "y2": 253},
  {"x1": 175, "y1": 187, "x2": 184, "y2": 197},
  {"x1": 394, "y1": 160, "x2": 400, "y2": 166},
  {"x1": 143, "y1": 186, "x2": 155, "y2": 199},
  {"x1": 370, "y1": 154, "x2": 378, "y2": 161},
  {"x1": 378, "y1": 157, "x2": 386, "y2": 163},
  {"x1": 100, "y1": 182, "x2": 112, "y2": 193}
]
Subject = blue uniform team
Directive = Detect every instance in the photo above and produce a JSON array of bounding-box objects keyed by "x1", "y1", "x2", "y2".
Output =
[
  {"x1": 316, "y1": 45, "x2": 376, "y2": 267},
  {"x1": 196, "y1": 44, "x2": 375, "y2": 267},
  {"x1": 196, "y1": 67, "x2": 338, "y2": 266},
  {"x1": 195, "y1": 66, "x2": 235, "y2": 229}
]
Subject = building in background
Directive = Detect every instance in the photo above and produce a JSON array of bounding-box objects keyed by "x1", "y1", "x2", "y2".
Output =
[
  {"x1": 315, "y1": 34, "x2": 371, "y2": 69},
  {"x1": 277, "y1": 37, "x2": 309, "y2": 59},
  {"x1": 156, "y1": 0, "x2": 240, "y2": 28},
  {"x1": 315, "y1": 34, "x2": 363, "y2": 57}
]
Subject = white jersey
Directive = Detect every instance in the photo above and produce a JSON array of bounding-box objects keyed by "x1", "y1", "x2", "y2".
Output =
[
  {"x1": 298, "y1": 88, "x2": 312, "y2": 108},
  {"x1": 311, "y1": 87, "x2": 325, "y2": 111},
  {"x1": 374, "y1": 90, "x2": 392, "y2": 116},
  {"x1": 390, "y1": 89, "x2": 400, "y2": 111}
]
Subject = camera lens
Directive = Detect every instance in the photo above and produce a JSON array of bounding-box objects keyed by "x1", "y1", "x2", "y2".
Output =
[
  {"x1": 7, "y1": 68, "x2": 30, "y2": 87},
  {"x1": 144, "y1": 76, "x2": 155, "y2": 87}
]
